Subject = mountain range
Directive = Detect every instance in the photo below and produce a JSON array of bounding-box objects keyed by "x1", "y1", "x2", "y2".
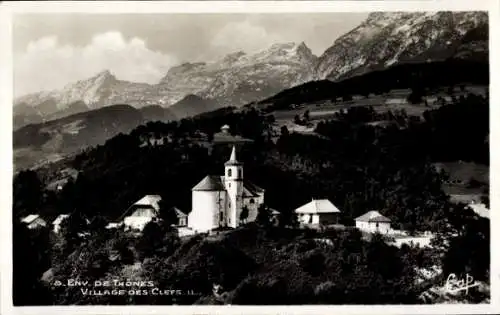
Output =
[
  {"x1": 14, "y1": 41, "x2": 317, "y2": 129},
  {"x1": 13, "y1": 11, "x2": 489, "y2": 170},
  {"x1": 316, "y1": 11, "x2": 488, "y2": 80}
]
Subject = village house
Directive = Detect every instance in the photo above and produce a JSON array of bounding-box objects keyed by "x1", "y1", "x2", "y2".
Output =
[
  {"x1": 52, "y1": 214, "x2": 70, "y2": 234},
  {"x1": 466, "y1": 200, "x2": 489, "y2": 219},
  {"x1": 21, "y1": 214, "x2": 47, "y2": 230},
  {"x1": 212, "y1": 125, "x2": 254, "y2": 145},
  {"x1": 110, "y1": 194, "x2": 189, "y2": 233},
  {"x1": 355, "y1": 210, "x2": 392, "y2": 234},
  {"x1": 121, "y1": 195, "x2": 163, "y2": 232},
  {"x1": 188, "y1": 146, "x2": 265, "y2": 233},
  {"x1": 294, "y1": 199, "x2": 341, "y2": 226}
]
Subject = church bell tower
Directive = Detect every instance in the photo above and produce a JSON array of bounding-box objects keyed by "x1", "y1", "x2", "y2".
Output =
[{"x1": 224, "y1": 146, "x2": 243, "y2": 228}]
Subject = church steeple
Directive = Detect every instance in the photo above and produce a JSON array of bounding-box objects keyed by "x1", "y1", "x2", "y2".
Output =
[
  {"x1": 225, "y1": 145, "x2": 242, "y2": 166},
  {"x1": 224, "y1": 145, "x2": 244, "y2": 228}
]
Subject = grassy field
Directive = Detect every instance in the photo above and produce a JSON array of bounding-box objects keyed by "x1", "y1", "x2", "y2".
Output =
[
  {"x1": 268, "y1": 86, "x2": 490, "y2": 204},
  {"x1": 433, "y1": 161, "x2": 489, "y2": 202},
  {"x1": 270, "y1": 85, "x2": 488, "y2": 132}
]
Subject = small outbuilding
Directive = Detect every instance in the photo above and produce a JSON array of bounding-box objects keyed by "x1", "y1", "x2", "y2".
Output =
[
  {"x1": 294, "y1": 199, "x2": 341, "y2": 226},
  {"x1": 355, "y1": 210, "x2": 391, "y2": 234},
  {"x1": 21, "y1": 214, "x2": 47, "y2": 230},
  {"x1": 172, "y1": 207, "x2": 188, "y2": 227}
]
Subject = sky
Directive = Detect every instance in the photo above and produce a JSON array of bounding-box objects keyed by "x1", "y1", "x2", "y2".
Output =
[{"x1": 13, "y1": 13, "x2": 368, "y2": 97}]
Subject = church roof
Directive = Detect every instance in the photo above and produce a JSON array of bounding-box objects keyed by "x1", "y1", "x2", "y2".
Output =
[
  {"x1": 244, "y1": 180, "x2": 265, "y2": 196},
  {"x1": 192, "y1": 175, "x2": 226, "y2": 191},
  {"x1": 295, "y1": 199, "x2": 341, "y2": 214},
  {"x1": 355, "y1": 210, "x2": 391, "y2": 223}
]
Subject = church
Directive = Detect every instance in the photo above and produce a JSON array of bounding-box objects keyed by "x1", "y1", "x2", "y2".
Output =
[{"x1": 188, "y1": 146, "x2": 265, "y2": 233}]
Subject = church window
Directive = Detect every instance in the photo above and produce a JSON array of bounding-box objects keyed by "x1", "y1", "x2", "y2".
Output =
[
  {"x1": 250, "y1": 198, "x2": 255, "y2": 204},
  {"x1": 228, "y1": 183, "x2": 231, "y2": 188},
  {"x1": 238, "y1": 169, "x2": 242, "y2": 177},
  {"x1": 228, "y1": 169, "x2": 232, "y2": 177}
]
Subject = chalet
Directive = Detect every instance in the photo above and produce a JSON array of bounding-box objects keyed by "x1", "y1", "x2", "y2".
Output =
[
  {"x1": 294, "y1": 199, "x2": 341, "y2": 226},
  {"x1": 122, "y1": 195, "x2": 162, "y2": 232},
  {"x1": 467, "y1": 201, "x2": 489, "y2": 219},
  {"x1": 355, "y1": 210, "x2": 391, "y2": 234},
  {"x1": 212, "y1": 125, "x2": 254, "y2": 145},
  {"x1": 21, "y1": 214, "x2": 47, "y2": 229},
  {"x1": 52, "y1": 214, "x2": 70, "y2": 233}
]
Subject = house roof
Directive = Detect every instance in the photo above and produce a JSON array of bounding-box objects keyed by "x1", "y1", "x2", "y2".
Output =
[
  {"x1": 467, "y1": 202, "x2": 489, "y2": 219},
  {"x1": 21, "y1": 214, "x2": 41, "y2": 224},
  {"x1": 244, "y1": 180, "x2": 265, "y2": 196},
  {"x1": 133, "y1": 195, "x2": 162, "y2": 211},
  {"x1": 295, "y1": 199, "x2": 341, "y2": 214},
  {"x1": 172, "y1": 207, "x2": 188, "y2": 218},
  {"x1": 269, "y1": 208, "x2": 281, "y2": 215},
  {"x1": 212, "y1": 131, "x2": 254, "y2": 144},
  {"x1": 192, "y1": 175, "x2": 226, "y2": 191},
  {"x1": 355, "y1": 210, "x2": 391, "y2": 223},
  {"x1": 118, "y1": 195, "x2": 162, "y2": 221},
  {"x1": 52, "y1": 214, "x2": 70, "y2": 225}
]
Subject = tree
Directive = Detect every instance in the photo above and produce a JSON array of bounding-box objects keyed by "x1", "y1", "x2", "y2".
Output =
[
  {"x1": 280, "y1": 125, "x2": 289, "y2": 137},
  {"x1": 256, "y1": 204, "x2": 271, "y2": 226},
  {"x1": 281, "y1": 211, "x2": 299, "y2": 228},
  {"x1": 240, "y1": 206, "x2": 249, "y2": 224},
  {"x1": 407, "y1": 87, "x2": 424, "y2": 104},
  {"x1": 136, "y1": 221, "x2": 165, "y2": 260},
  {"x1": 13, "y1": 221, "x2": 52, "y2": 305},
  {"x1": 13, "y1": 170, "x2": 44, "y2": 218},
  {"x1": 159, "y1": 199, "x2": 179, "y2": 228},
  {"x1": 342, "y1": 94, "x2": 353, "y2": 102},
  {"x1": 303, "y1": 110, "x2": 310, "y2": 122},
  {"x1": 294, "y1": 114, "x2": 302, "y2": 125}
]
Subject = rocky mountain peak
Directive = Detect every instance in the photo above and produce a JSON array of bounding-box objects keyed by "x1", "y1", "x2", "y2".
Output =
[
  {"x1": 93, "y1": 69, "x2": 116, "y2": 81},
  {"x1": 315, "y1": 11, "x2": 488, "y2": 81}
]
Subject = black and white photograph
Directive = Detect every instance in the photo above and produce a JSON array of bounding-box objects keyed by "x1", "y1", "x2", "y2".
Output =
[{"x1": 1, "y1": 1, "x2": 498, "y2": 313}]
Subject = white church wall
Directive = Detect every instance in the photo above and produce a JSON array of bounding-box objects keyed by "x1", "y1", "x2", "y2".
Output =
[{"x1": 189, "y1": 191, "x2": 220, "y2": 232}]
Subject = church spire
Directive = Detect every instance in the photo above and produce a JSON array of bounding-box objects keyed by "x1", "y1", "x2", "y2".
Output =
[
  {"x1": 229, "y1": 146, "x2": 237, "y2": 162},
  {"x1": 225, "y1": 145, "x2": 242, "y2": 166}
]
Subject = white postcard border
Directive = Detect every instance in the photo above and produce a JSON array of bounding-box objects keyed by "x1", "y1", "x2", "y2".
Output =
[{"x1": 0, "y1": 1, "x2": 498, "y2": 314}]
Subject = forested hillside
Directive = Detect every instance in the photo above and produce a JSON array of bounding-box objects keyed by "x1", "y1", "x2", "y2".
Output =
[
  {"x1": 258, "y1": 59, "x2": 488, "y2": 111},
  {"x1": 13, "y1": 91, "x2": 490, "y2": 305}
]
